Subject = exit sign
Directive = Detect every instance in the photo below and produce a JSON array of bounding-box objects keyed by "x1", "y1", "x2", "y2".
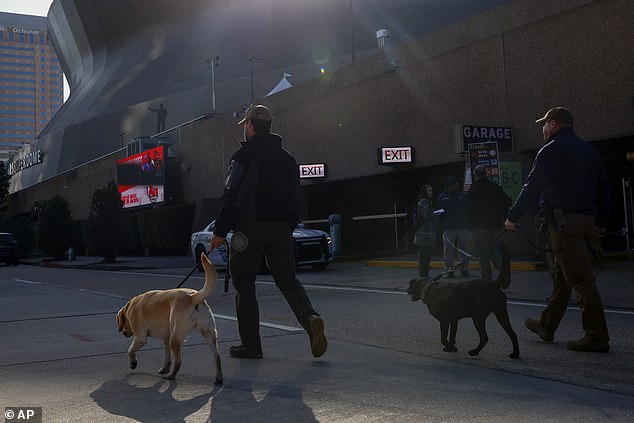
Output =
[
  {"x1": 299, "y1": 163, "x2": 326, "y2": 178},
  {"x1": 378, "y1": 146, "x2": 414, "y2": 165}
]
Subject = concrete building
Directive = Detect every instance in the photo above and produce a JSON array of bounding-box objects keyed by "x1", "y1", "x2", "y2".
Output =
[
  {"x1": 5, "y1": 0, "x2": 634, "y2": 254},
  {"x1": 0, "y1": 12, "x2": 63, "y2": 163}
]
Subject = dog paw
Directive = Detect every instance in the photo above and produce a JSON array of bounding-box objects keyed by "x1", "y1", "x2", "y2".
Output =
[
  {"x1": 468, "y1": 349, "x2": 480, "y2": 356},
  {"x1": 130, "y1": 360, "x2": 137, "y2": 369},
  {"x1": 509, "y1": 352, "x2": 520, "y2": 359},
  {"x1": 215, "y1": 377, "x2": 224, "y2": 386},
  {"x1": 158, "y1": 367, "x2": 170, "y2": 374},
  {"x1": 443, "y1": 345, "x2": 458, "y2": 353}
]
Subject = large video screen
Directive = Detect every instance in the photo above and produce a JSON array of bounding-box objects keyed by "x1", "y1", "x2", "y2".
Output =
[{"x1": 116, "y1": 145, "x2": 165, "y2": 209}]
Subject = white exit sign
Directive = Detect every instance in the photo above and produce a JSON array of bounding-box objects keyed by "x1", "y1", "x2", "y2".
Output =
[
  {"x1": 299, "y1": 163, "x2": 326, "y2": 178},
  {"x1": 378, "y1": 146, "x2": 413, "y2": 165}
]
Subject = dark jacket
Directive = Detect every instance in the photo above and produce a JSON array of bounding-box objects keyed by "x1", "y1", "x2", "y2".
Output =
[
  {"x1": 414, "y1": 198, "x2": 437, "y2": 247},
  {"x1": 507, "y1": 127, "x2": 611, "y2": 227},
  {"x1": 435, "y1": 189, "x2": 468, "y2": 232},
  {"x1": 466, "y1": 177, "x2": 511, "y2": 230},
  {"x1": 214, "y1": 132, "x2": 301, "y2": 237}
]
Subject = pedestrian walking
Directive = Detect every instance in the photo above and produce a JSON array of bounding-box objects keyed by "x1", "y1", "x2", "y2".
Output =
[
  {"x1": 466, "y1": 165, "x2": 511, "y2": 282},
  {"x1": 413, "y1": 184, "x2": 437, "y2": 278},
  {"x1": 436, "y1": 176, "x2": 472, "y2": 278},
  {"x1": 505, "y1": 107, "x2": 611, "y2": 352},
  {"x1": 210, "y1": 104, "x2": 327, "y2": 359}
]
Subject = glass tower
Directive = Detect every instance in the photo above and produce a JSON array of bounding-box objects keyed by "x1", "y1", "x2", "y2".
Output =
[{"x1": 0, "y1": 12, "x2": 63, "y2": 162}]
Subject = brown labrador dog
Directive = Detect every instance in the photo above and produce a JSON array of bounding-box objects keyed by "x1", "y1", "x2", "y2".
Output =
[
  {"x1": 116, "y1": 252, "x2": 223, "y2": 382},
  {"x1": 407, "y1": 241, "x2": 519, "y2": 359}
]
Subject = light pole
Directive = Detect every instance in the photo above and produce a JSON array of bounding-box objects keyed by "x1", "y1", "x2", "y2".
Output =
[
  {"x1": 246, "y1": 55, "x2": 260, "y2": 103},
  {"x1": 206, "y1": 56, "x2": 220, "y2": 115}
]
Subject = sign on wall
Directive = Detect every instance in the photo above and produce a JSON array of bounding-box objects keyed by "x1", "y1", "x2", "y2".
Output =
[
  {"x1": 454, "y1": 124, "x2": 513, "y2": 153},
  {"x1": 377, "y1": 146, "x2": 414, "y2": 165},
  {"x1": 299, "y1": 163, "x2": 326, "y2": 178},
  {"x1": 467, "y1": 141, "x2": 501, "y2": 185}
]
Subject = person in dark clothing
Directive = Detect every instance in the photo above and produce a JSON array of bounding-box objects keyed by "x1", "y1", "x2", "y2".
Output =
[
  {"x1": 436, "y1": 176, "x2": 472, "y2": 278},
  {"x1": 210, "y1": 104, "x2": 327, "y2": 359},
  {"x1": 148, "y1": 103, "x2": 168, "y2": 133},
  {"x1": 413, "y1": 184, "x2": 437, "y2": 278},
  {"x1": 466, "y1": 165, "x2": 511, "y2": 282},
  {"x1": 505, "y1": 107, "x2": 611, "y2": 353}
]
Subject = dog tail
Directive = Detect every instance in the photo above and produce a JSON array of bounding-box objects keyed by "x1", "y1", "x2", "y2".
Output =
[
  {"x1": 191, "y1": 252, "x2": 218, "y2": 305},
  {"x1": 495, "y1": 240, "x2": 512, "y2": 290}
]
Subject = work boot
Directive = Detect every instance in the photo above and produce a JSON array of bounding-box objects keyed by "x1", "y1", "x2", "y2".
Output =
[
  {"x1": 229, "y1": 345, "x2": 263, "y2": 359},
  {"x1": 566, "y1": 338, "x2": 610, "y2": 353},
  {"x1": 308, "y1": 315, "x2": 327, "y2": 358},
  {"x1": 525, "y1": 318, "x2": 554, "y2": 342}
]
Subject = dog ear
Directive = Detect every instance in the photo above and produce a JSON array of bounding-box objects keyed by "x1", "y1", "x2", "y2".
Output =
[{"x1": 116, "y1": 306, "x2": 126, "y2": 332}]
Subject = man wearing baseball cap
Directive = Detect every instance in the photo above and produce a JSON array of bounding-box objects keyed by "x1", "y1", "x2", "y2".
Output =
[
  {"x1": 210, "y1": 104, "x2": 327, "y2": 360},
  {"x1": 504, "y1": 107, "x2": 611, "y2": 352}
]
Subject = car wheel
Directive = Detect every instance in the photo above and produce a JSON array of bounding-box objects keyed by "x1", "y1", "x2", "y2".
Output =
[
  {"x1": 195, "y1": 245, "x2": 206, "y2": 272},
  {"x1": 311, "y1": 262, "x2": 329, "y2": 270}
]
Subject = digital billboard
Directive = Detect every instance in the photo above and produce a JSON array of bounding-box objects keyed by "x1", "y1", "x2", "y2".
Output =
[{"x1": 116, "y1": 145, "x2": 165, "y2": 208}]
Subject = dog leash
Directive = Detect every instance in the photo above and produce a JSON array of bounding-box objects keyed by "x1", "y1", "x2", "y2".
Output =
[
  {"x1": 515, "y1": 224, "x2": 554, "y2": 253},
  {"x1": 175, "y1": 249, "x2": 210, "y2": 289},
  {"x1": 441, "y1": 227, "x2": 507, "y2": 262}
]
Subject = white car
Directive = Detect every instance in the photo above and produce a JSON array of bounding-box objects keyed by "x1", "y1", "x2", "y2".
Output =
[{"x1": 190, "y1": 220, "x2": 332, "y2": 272}]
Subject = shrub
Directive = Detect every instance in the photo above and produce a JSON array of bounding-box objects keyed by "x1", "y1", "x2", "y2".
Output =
[
  {"x1": 37, "y1": 196, "x2": 76, "y2": 259},
  {"x1": 87, "y1": 181, "x2": 123, "y2": 262}
]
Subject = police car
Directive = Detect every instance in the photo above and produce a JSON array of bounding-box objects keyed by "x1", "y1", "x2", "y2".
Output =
[{"x1": 190, "y1": 220, "x2": 332, "y2": 272}]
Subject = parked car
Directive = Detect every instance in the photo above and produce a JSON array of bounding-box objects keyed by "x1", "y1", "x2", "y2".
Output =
[
  {"x1": 190, "y1": 221, "x2": 332, "y2": 272},
  {"x1": 0, "y1": 232, "x2": 20, "y2": 266}
]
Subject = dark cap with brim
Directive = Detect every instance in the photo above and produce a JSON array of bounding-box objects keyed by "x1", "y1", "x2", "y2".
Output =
[
  {"x1": 238, "y1": 104, "x2": 273, "y2": 125},
  {"x1": 535, "y1": 107, "x2": 573, "y2": 125}
]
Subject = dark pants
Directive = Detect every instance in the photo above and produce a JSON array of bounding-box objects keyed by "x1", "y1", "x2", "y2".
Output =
[
  {"x1": 472, "y1": 227, "x2": 502, "y2": 281},
  {"x1": 538, "y1": 214, "x2": 609, "y2": 343},
  {"x1": 417, "y1": 245, "x2": 432, "y2": 278},
  {"x1": 230, "y1": 220, "x2": 318, "y2": 350}
]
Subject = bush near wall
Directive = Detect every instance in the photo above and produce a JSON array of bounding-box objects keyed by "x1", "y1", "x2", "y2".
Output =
[{"x1": 137, "y1": 203, "x2": 195, "y2": 255}]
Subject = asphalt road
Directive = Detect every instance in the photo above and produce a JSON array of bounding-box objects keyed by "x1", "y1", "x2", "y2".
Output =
[{"x1": 1, "y1": 260, "x2": 633, "y2": 422}]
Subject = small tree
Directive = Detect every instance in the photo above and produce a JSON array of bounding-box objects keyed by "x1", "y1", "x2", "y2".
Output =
[
  {"x1": 37, "y1": 196, "x2": 75, "y2": 259},
  {"x1": 87, "y1": 181, "x2": 123, "y2": 263}
]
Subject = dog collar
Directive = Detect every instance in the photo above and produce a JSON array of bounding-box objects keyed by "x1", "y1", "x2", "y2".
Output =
[{"x1": 419, "y1": 281, "x2": 437, "y2": 303}]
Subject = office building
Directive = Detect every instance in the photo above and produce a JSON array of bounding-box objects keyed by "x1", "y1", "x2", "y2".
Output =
[{"x1": 0, "y1": 12, "x2": 63, "y2": 162}]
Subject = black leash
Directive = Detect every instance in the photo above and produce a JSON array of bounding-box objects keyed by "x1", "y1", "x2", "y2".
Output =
[
  {"x1": 175, "y1": 250, "x2": 208, "y2": 289},
  {"x1": 176, "y1": 240, "x2": 231, "y2": 292},
  {"x1": 516, "y1": 224, "x2": 554, "y2": 253},
  {"x1": 174, "y1": 239, "x2": 231, "y2": 290}
]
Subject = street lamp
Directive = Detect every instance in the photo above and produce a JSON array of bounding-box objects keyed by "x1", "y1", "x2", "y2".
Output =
[
  {"x1": 206, "y1": 56, "x2": 220, "y2": 115},
  {"x1": 246, "y1": 55, "x2": 260, "y2": 103}
]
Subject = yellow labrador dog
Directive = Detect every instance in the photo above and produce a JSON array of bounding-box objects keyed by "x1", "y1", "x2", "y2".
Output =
[{"x1": 116, "y1": 252, "x2": 223, "y2": 383}]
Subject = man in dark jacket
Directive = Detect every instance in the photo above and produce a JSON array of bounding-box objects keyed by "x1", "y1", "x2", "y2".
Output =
[
  {"x1": 505, "y1": 107, "x2": 611, "y2": 353},
  {"x1": 210, "y1": 104, "x2": 327, "y2": 359},
  {"x1": 466, "y1": 165, "x2": 511, "y2": 283},
  {"x1": 436, "y1": 176, "x2": 472, "y2": 278}
]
